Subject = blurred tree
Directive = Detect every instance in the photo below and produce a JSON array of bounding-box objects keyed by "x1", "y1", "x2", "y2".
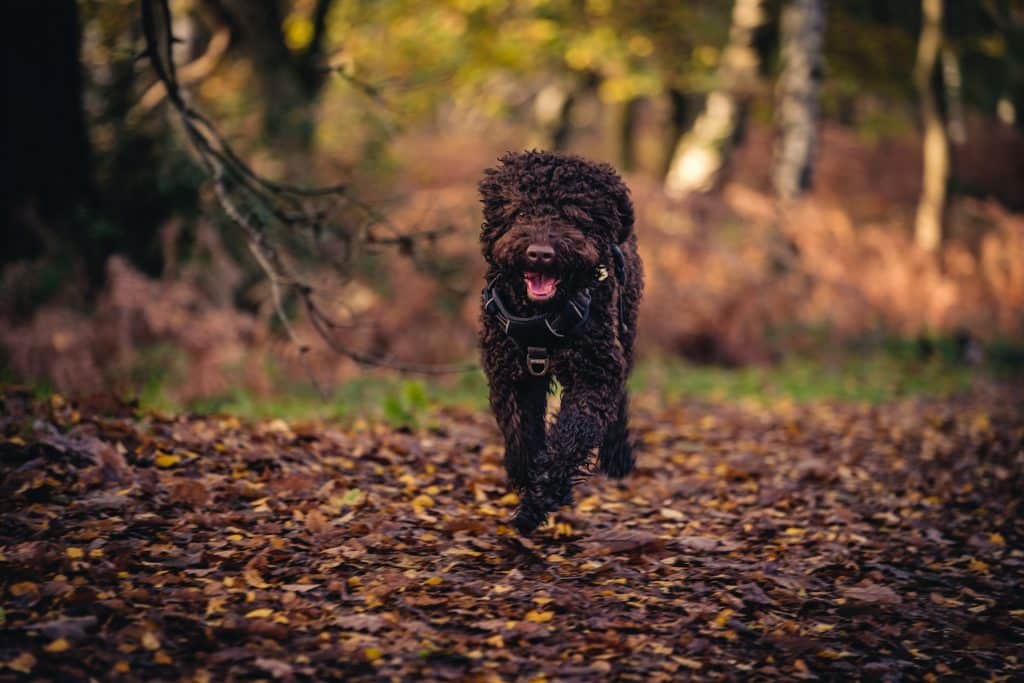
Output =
[
  {"x1": 610, "y1": 96, "x2": 642, "y2": 172},
  {"x1": 773, "y1": 0, "x2": 825, "y2": 199},
  {"x1": 664, "y1": 0, "x2": 772, "y2": 197},
  {"x1": 2, "y1": 0, "x2": 92, "y2": 271},
  {"x1": 530, "y1": 78, "x2": 581, "y2": 151},
  {"x1": 202, "y1": 0, "x2": 336, "y2": 158},
  {"x1": 914, "y1": 0, "x2": 949, "y2": 253}
]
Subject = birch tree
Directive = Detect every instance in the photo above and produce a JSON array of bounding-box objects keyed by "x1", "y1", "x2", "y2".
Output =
[
  {"x1": 913, "y1": 0, "x2": 949, "y2": 253},
  {"x1": 663, "y1": 0, "x2": 768, "y2": 198},
  {"x1": 772, "y1": 0, "x2": 825, "y2": 200}
]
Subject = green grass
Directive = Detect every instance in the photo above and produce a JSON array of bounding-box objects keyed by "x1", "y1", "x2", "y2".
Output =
[
  {"x1": 632, "y1": 352, "x2": 977, "y2": 406},
  {"x1": 141, "y1": 369, "x2": 491, "y2": 427},
  {"x1": 124, "y1": 337, "x2": 1022, "y2": 424}
]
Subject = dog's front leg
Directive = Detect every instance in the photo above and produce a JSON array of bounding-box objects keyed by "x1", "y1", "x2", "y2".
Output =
[
  {"x1": 487, "y1": 373, "x2": 551, "y2": 534},
  {"x1": 487, "y1": 373, "x2": 548, "y2": 493},
  {"x1": 545, "y1": 375, "x2": 621, "y2": 512}
]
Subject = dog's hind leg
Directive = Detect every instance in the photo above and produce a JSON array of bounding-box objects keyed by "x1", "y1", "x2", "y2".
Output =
[{"x1": 597, "y1": 393, "x2": 635, "y2": 479}]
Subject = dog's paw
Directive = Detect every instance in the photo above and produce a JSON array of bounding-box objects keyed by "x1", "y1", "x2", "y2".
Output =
[
  {"x1": 598, "y1": 442, "x2": 635, "y2": 479},
  {"x1": 511, "y1": 499, "x2": 547, "y2": 535}
]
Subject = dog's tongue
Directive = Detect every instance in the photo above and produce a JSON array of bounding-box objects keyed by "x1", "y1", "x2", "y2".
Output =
[{"x1": 524, "y1": 272, "x2": 559, "y2": 299}]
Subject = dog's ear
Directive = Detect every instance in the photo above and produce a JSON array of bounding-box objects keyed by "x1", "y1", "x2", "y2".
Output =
[
  {"x1": 479, "y1": 160, "x2": 520, "y2": 264},
  {"x1": 609, "y1": 176, "x2": 634, "y2": 244}
]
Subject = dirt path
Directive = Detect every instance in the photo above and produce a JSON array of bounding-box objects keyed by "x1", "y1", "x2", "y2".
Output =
[{"x1": 1, "y1": 387, "x2": 1022, "y2": 681}]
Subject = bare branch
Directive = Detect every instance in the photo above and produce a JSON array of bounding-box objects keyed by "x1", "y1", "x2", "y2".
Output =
[{"x1": 139, "y1": 0, "x2": 475, "y2": 376}]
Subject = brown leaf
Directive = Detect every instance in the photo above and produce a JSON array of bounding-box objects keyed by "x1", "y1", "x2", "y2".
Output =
[
  {"x1": 169, "y1": 478, "x2": 210, "y2": 506},
  {"x1": 335, "y1": 613, "x2": 388, "y2": 633},
  {"x1": 583, "y1": 529, "x2": 663, "y2": 553},
  {"x1": 305, "y1": 509, "x2": 330, "y2": 534},
  {"x1": 841, "y1": 582, "x2": 902, "y2": 605}
]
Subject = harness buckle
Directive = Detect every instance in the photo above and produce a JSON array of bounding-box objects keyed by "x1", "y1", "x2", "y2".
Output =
[{"x1": 526, "y1": 347, "x2": 550, "y2": 376}]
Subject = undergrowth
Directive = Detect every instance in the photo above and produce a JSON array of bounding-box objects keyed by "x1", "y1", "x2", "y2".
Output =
[{"x1": 121, "y1": 336, "x2": 1023, "y2": 426}]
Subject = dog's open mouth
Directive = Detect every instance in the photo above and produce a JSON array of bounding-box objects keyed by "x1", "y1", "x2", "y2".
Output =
[{"x1": 524, "y1": 272, "x2": 560, "y2": 301}]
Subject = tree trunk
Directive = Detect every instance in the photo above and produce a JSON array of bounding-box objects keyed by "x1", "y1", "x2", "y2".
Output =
[
  {"x1": 940, "y1": 44, "x2": 966, "y2": 144},
  {"x1": 2, "y1": 0, "x2": 91, "y2": 265},
  {"x1": 211, "y1": 0, "x2": 334, "y2": 157},
  {"x1": 531, "y1": 82, "x2": 577, "y2": 151},
  {"x1": 659, "y1": 88, "x2": 694, "y2": 178},
  {"x1": 610, "y1": 97, "x2": 641, "y2": 172},
  {"x1": 772, "y1": 0, "x2": 825, "y2": 200},
  {"x1": 913, "y1": 0, "x2": 949, "y2": 253},
  {"x1": 664, "y1": 0, "x2": 769, "y2": 198}
]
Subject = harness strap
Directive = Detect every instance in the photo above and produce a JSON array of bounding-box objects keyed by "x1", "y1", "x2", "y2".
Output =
[{"x1": 483, "y1": 245, "x2": 627, "y2": 376}]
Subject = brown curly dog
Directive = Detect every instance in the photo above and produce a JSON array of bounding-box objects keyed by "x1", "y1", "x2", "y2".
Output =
[{"x1": 479, "y1": 150, "x2": 644, "y2": 533}]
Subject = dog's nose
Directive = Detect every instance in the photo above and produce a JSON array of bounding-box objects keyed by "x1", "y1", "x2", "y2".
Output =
[{"x1": 526, "y1": 244, "x2": 555, "y2": 265}]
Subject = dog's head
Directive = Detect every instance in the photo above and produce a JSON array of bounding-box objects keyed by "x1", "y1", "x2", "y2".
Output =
[{"x1": 479, "y1": 150, "x2": 633, "y2": 305}]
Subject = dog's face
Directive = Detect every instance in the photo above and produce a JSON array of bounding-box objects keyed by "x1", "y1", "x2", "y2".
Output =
[
  {"x1": 491, "y1": 215, "x2": 599, "y2": 302},
  {"x1": 479, "y1": 151, "x2": 633, "y2": 305}
]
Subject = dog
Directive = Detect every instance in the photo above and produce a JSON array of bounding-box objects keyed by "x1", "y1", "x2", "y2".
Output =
[{"x1": 478, "y1": 150, "x2": 643, "y2": 533}]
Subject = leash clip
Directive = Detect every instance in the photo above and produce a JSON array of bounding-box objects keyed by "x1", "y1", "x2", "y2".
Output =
[{"x1": 526, "y1": 347, "x2": 550, "y2": 376}]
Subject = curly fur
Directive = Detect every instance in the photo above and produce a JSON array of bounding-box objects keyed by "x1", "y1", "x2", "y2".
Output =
[{"x1": 478, "y1": 150, "x2": 644, "y2": 533}]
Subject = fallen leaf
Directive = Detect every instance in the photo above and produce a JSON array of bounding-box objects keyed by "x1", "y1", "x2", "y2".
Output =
[
  {"x1": 7, "y1": 653, "x2": 36, "y2": 673},
  {"x1": 154, "y1": 453, "x2": 181, "y2": 468},
  {"x1": 841, "y1": 582, "x2": 902, "y2": 605},
  {"x1": 245, "y1": 608, "x2": 274, "y2": 619},
  {"x1": 44, "y1": 638, "x2": 70, "y2": 653}
]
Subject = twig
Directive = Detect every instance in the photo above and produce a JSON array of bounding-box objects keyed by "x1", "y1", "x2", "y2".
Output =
[{"x1": 139, "y1": 0, "x2": 476, "y2": 377}]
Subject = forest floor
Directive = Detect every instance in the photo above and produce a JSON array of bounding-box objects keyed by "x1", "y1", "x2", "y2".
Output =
[{"x1": 1, "y1": 384, "x2": 1022, "y2": 681}]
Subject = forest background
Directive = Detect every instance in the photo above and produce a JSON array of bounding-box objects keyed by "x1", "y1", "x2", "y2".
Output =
[{"x1": 4, "y1": 0, "x2": 1023, "y2": 419}]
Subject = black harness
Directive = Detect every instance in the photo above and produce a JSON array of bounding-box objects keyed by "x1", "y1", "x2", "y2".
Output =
[{"x1": 483, "y1": 245, "x2": 626, "y2": 376}]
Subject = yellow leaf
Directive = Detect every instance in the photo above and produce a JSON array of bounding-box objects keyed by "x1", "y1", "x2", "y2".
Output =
[
  {"x1": 673, "y1": 656, "x2": 703, "y2": 670},
  {"x1": 245, "y1": 608, "x2": 274, "y2": 619},
  {"x1": 969, "y1": 558, "x2": 990, "y2": 573},
  {"x1": 154, "y1": 453, "x2": 181, "y2": 468},
  {"x1": 812, "y1": 623, "x2": 835, "y2": 633},
  {"x1": 525, "y1": 610, "x2": 553, "y2": 623},
  {"x1": 660, "y1": 507, "x2": 685, "y2": 521},
  {"x1": 45, "y1": 638, "x2": 70, "y2": 653},
  {"x1": 363, "y1": 647, "x2": 383, "y2": 662},
  {"x1": 784, "y1": 527, "x2": 805, "y2": 537},
  {"x1": 8, "y1": 652, "x2": 36, "y2": 673},
  {"x1": 492, "y1": 584, "x2": 513, "y2": 594},
  {"x1": 711, "y1": 608, "x2": 734, "y2": 629},
  {"x1": 154, "y1": 651, "x2": 172, "y2": 665},
  {"x1": 10, "y1": 582, "x2": 37, "y2": 596},
  {"x1": 412, "y1": 494, "x2": 435, "y2": 509},
  {"x1": 990, "y1": 533, "x2": 1005, "y2": 545},
  {"x1": 499, "y1": 492, "x2": 520, "y2": 505},
  {"x1": 532, "y1": 596, "x2": 553, "y2": 606},
  {"x1": 486, "y1": 634, "x2": 504, "y2": 648},
  {"x1": 205, "y1": 598, "x2": 226, "y2": 616},
  {"x1": 425, "y1": 576, "x2": 443, "y2": 586},
  {"x1": 66, "y1": 548, "x2": 84, "y2": 559},
  {"x1": 141, "y1": 632, "x2": 160, "y2": 651},
  {"x1": 244, "y1": 569, "x2": 270, "y2": 589}
]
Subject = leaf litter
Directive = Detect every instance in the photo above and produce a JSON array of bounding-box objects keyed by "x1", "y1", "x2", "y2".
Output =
[{"x1": 0, "y1": 385, "x2": 1021, "y2": 680}]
